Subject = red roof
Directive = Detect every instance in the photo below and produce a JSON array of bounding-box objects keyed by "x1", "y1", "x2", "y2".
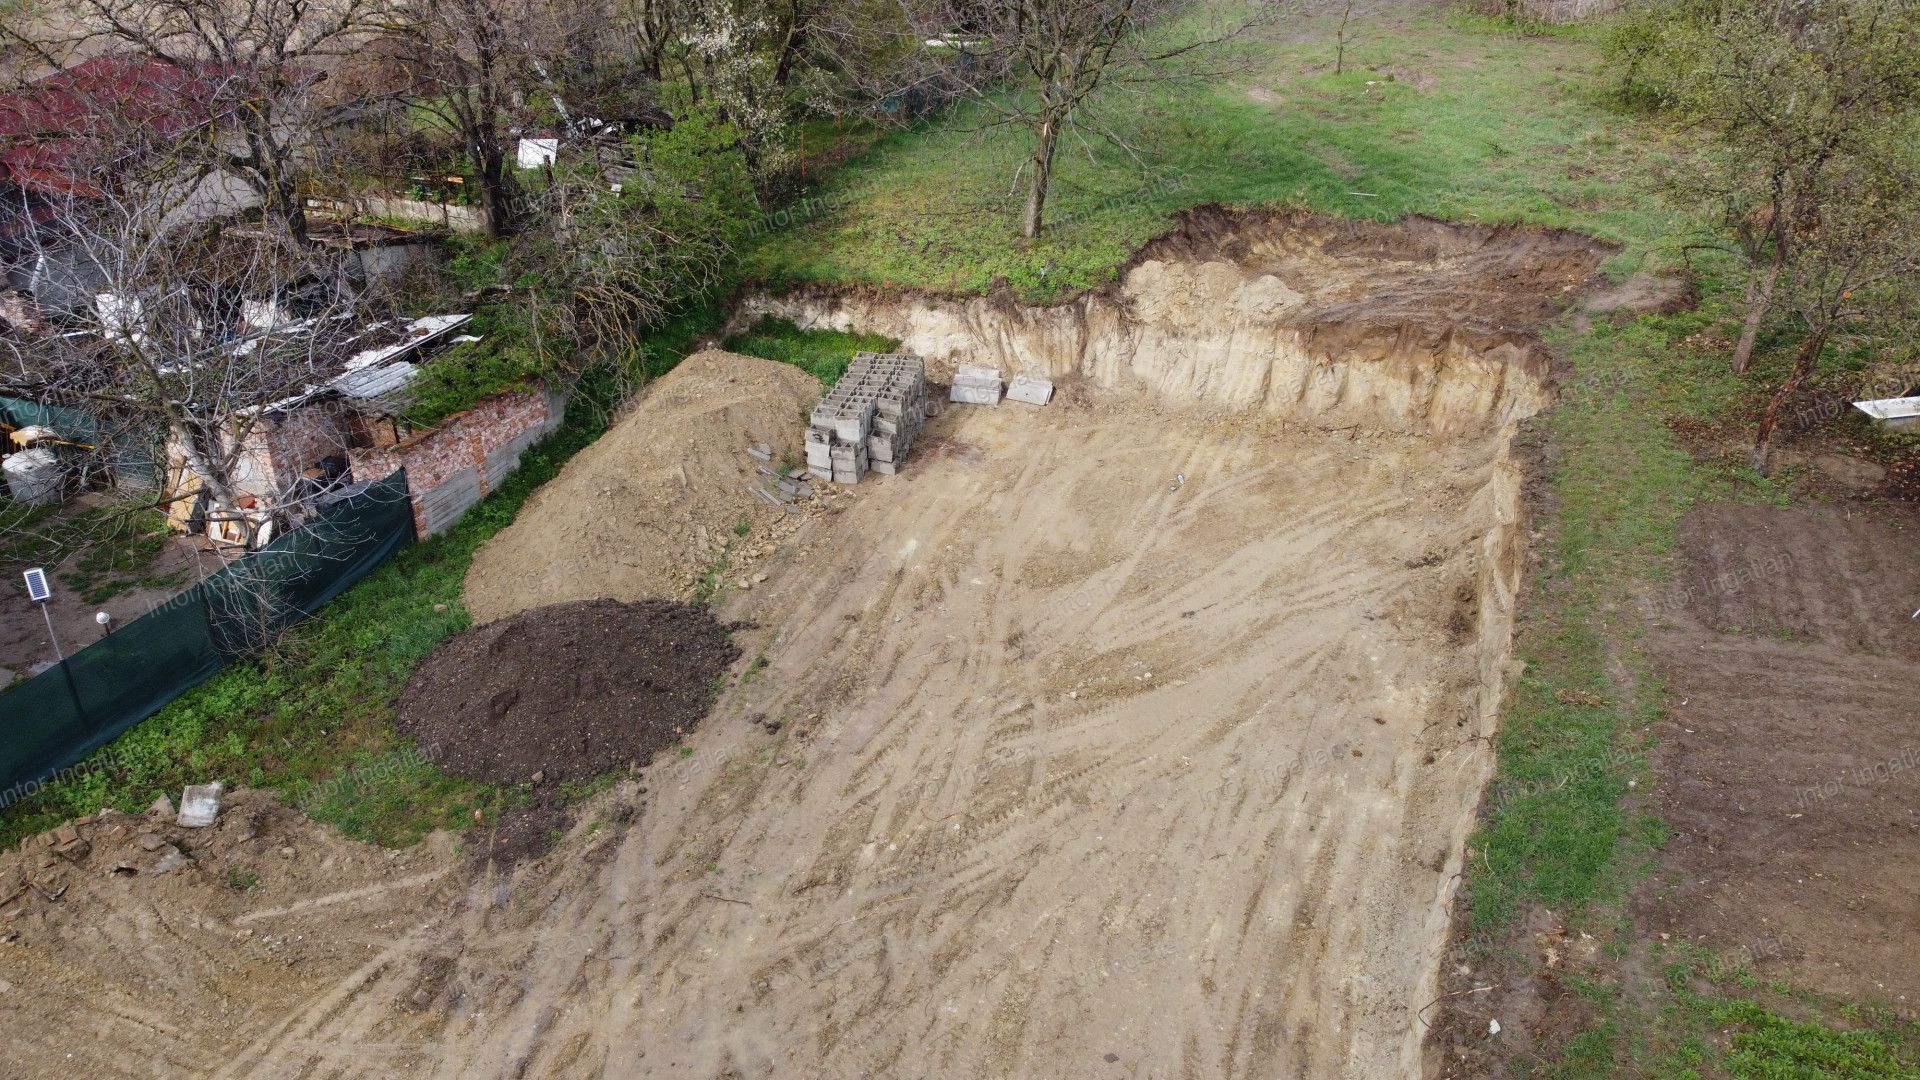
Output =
[
  {"x1": 0, "y1": 55, "x2": 251, "y2": 197},
  {"x1": 0, "y1": 55, "x2": 240, "y2": 139}
]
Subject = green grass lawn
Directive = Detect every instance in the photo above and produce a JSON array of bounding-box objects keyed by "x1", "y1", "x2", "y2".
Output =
[
  {"x1": 742, "y1": 6, "x2": 1695, "y2": 301},
  {"x1": 722, "y1": 316, "x2": 901, "y2": 386}
]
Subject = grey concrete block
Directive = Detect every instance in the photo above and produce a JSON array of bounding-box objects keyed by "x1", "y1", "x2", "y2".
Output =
[
  {"x1": 832, "y1": 411, "x2": 871, "y2": 444},
  {"x1": 950, "y1": 384, "x2": 1001, "y2": 405},
  {"x1": 1007, "y1": 375, "x2": 1054, "y2": 405},
  {"x1": 178, "y1": 782, "x2": 223, "y2": 828},
  {"x1": 870, "y1": 458, "x2": 897, "y2": 475}
]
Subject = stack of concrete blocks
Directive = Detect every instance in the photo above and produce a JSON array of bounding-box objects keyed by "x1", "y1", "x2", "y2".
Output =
[
  {"x1": 950, "y1": 364, "x2": 1004, "y2": 405},
  {"x1": 805, "y1": 351, "x2": 929, "y2": 484}
]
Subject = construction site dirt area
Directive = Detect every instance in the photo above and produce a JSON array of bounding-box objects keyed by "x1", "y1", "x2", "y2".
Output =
[
  {"x1": 1635, "y1": 501, "x2": 1920, "y2": 1006},
  {"x1": 0, "y1": 213, "x2": 1608, "y2": 1079},
  {"x1": 396, "y1": 598, "x2": 742, "y2": 785},
  {"x1": 0, "y1": 789, "x2": 464, "y2": 1078}
]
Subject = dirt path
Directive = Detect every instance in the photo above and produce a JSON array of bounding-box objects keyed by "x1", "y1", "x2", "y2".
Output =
[{"x1": 196, "y1": 394, "x2": 1525, "y2": 1079}]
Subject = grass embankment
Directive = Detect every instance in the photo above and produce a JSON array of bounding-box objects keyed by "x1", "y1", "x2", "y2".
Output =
[
  {"x1": 0, "y1": 300, "x2": 726, "y2": 850},
  {"x1": 746, "y1": 6, "x2": 1918, "y2": 1073},
  {"x1": 722, "y1": 315, "x2": 900, "y2": 386}
]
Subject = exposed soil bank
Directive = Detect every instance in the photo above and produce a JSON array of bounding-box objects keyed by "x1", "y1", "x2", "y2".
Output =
[{"x1": 734, "y1": 207, "x2": 1609, "y2": 437}]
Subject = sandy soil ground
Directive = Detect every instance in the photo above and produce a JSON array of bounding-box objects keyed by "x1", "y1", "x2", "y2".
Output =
[
  {"x1": 1635, "y1": 501, "x2": 1920, "y2": 1006},
  {"x1": 50, "y1": 390, "x2": 1526, "y2": 1080},
  {"x1": 0, "y1": 791, "x2": 463, "y2": 1077}
]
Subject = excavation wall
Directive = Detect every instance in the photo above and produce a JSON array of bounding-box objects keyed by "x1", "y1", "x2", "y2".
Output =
[{"x1": 734, "y1": 208, "x2": 1604, "y2": 438}]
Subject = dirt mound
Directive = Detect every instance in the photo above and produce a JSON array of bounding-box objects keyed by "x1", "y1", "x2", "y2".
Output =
[
  {"x1": 395, "y1": 598, "x2": 740, "y2": 784},
  {"x1": 462, "y1": 349, "x2": 824, "y2": 623}
]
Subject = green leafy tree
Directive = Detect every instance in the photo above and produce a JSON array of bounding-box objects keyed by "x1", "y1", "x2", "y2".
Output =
[{"x1": 1607, "y1": 0, "x2": 1920, "y2": 375}]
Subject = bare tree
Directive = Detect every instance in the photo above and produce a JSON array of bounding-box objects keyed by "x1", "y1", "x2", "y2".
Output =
[
  {"x1": 1334, "y1": 0, "x2": 1357, "y2": 75},
  {"x1": 1610, "y1": 0, "x2": 1920, "y2": 373},
  {"x1": 888, "y1": 0, "x2": 1275, "y2": 238},
  {"x1": 7, "y1": 0, "x2": 398, "y2": 244},
  {"x1": 511, "y1": 105, "x2": 758, "y2": 364},
  {"x1": 1747, "y1": 159, "x2": 1920, "y2": 473},
  {"x1": 384, "y1": 0, "x2": 540, "y2": 237},
  {"x1": 1, "y1": 162, "x2": 378, "y2": 541}
]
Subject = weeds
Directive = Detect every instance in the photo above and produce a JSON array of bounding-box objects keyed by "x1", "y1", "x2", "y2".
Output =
[{"x1": 721, "y1": 316, "x2": 900, "y2": 386}]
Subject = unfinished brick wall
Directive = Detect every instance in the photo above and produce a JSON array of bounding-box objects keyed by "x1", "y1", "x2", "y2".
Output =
[
  {"x1": 348, "y1": 390, "x2": 562, "y2": 538},
  {"x1": 253, "y1": 406, "x2": 345, "y2": 497}
]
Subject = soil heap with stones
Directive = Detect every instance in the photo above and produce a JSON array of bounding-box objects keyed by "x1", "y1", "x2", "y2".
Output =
[{"x1": 396, "y1": 598, "x2": 740, "y2": 784}]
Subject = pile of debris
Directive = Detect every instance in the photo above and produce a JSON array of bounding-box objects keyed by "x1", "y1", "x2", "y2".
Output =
[
  {"x1": 746, "y1": 442, "x2": 817, "y2": 511},
  {"x1": 806, "y1": 352, "x2": 930, "y2": 484}
]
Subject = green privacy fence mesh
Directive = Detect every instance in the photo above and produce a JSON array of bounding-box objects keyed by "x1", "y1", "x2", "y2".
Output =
[{"x1": 0, "y1": 471, "x2": 414, "y2": 806}]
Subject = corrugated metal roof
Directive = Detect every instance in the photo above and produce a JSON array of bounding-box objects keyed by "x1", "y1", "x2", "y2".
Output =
[{"x1": 333, "y1": 360, "x2": 420, "y2": 400}]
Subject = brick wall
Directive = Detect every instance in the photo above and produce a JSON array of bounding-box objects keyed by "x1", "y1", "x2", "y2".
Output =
[
  {"x1": 254, "y1": 406, "x2": 345, "y2": 497},
  {"x1": 348, "y1": 390, "x2": 561, "y2": 538}
]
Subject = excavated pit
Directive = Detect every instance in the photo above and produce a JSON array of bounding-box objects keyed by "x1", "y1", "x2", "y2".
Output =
[
  {"x1": 0, "y1": 210, "x2": 1613, "y2": 1080},
  {"x1": 637, "y1": 207, "x2": 1610, "y2": 1078}
]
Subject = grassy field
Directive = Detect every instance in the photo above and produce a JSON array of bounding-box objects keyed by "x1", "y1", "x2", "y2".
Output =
[{"x1": 742, "y1": 7, "x2": 1694, "y2": 301}]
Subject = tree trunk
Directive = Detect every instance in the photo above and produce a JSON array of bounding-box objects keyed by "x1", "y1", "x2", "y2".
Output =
[
  {"x1": 1732, "y1": 243, "x2": 1786, "y2": 374},
  {"x1": 1021, "y1": 117, "x2": 1061, "y2": 240},
  {"x1": 472, "y1": 140, "x2": 517, "y2": 238},
  {"x1": 773, "y1": 4, "x2": 804, "y2": 88},
  {"x1": 268, "y1": 181, "x2": 309, "y2": 246},
  {"x1": 1750, "y1": 326, "x2": 1828, "y2": 474}
]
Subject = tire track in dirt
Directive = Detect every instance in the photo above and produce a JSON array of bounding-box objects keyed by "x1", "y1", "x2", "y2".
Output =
[{"x1": 222, "y1": 403, "x2": 1521, "y2": 1079}]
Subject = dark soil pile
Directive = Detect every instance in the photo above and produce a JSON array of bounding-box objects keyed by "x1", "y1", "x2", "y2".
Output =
[{"x1": 396, "y1": 598, "x2": 740, "y2": 784}]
